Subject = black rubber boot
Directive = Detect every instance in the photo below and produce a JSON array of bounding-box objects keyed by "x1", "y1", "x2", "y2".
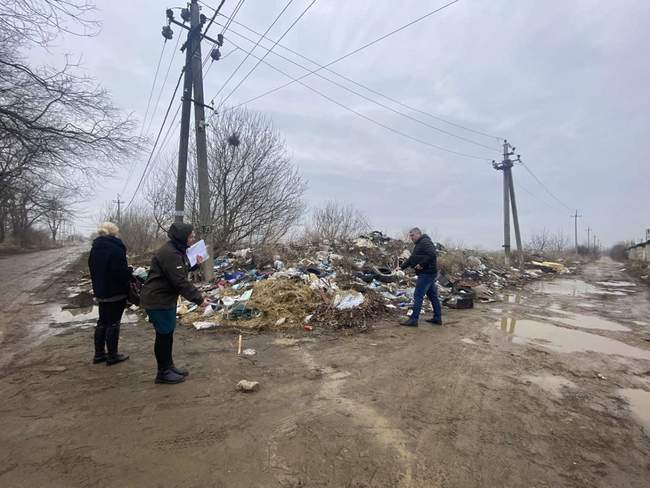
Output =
[
  {"x1": 106, "y1": 323, "x2": 129, "y2": 366},
  {"x1": 155, "y1": 369, "x2": 185, "y2": 384},
  {"x1": 400, "y1": 318, "x2": 418, "y2": 327},
  {"x1": 93, "y1": 323, "x2": 107, "y2": 363}
]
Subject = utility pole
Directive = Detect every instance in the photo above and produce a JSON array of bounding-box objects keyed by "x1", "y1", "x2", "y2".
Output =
[
  {"x1": 164, "y1": 1, "x2": 225, "y2": 280},
  {"x1": 493, "y1": 140, "x2": 523, "y2": 267},
  {"x1": 586, "y1": 227, "x2": 591, "y2": 252},
  {"x1": 112, "y1": 194, "x2": 124, "y2": 224},
  {"x1": 571, "y1": 210, "x2": 582, "y2": 255}
]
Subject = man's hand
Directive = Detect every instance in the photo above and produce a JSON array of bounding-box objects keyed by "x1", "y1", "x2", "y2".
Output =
[{"x1": 196, "y1": 255, "x2": 204, "y2": 264}]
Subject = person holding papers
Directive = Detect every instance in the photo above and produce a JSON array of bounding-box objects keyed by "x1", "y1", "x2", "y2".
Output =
[{"x1": 140, "y1": 223, "x2": 210, "y2": 384}]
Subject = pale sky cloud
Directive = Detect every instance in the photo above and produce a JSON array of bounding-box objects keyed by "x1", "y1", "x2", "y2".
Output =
[{"x1": 26, "y1": 0, "x2": 650, "y2": 247}]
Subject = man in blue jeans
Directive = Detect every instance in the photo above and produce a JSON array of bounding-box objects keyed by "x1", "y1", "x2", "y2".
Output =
[{"x1": 399, "y1": 227, "x2": 442, "y2": 327}]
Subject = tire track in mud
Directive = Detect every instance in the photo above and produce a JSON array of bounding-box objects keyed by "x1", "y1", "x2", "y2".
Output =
[{"x1": 267, "y1": 344, "x2": 416, "y2": 487}]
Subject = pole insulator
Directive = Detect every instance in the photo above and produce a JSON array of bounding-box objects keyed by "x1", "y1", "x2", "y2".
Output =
[
  {"x1": 162, "y1": 25, "x2": 173, "y2": 40},
  {"x1": 180, "y1": 8, "x2": 191, "y2": 22},
  {"x1": 210, "y1": 47, "x2": 221, "y2": 61}
]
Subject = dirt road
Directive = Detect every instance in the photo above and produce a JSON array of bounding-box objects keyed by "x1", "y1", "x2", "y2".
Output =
[
  {"x1": 0, "y1": 245, "x2": 85, "y2": 364},
  {"x1": 0, "y1": 257, "x2": 649, "y2": 487}
]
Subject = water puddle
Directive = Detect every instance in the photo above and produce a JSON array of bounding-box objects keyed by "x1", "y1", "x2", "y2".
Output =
[
  {"x1": 47, "y1": 305, "x2": 138, "y2": 329},
  {"x1": 523, "y1": 374, "x2": 576, "y2": 398},
  {"x1": 527, "y1": 311, "x2": 630, "y2": 332},
  {"x1": 494, "y1": 319, "x2": 650, "y2": 360},
  {"x1": 632, "y1": 321, "x2": 649, "y2": 327},
  {"x1": 533, "y1": 279, "x2": 630, "y2": 297},
  {"x1": 618, "y1": 388, "x2": 650, "y2": 433}
]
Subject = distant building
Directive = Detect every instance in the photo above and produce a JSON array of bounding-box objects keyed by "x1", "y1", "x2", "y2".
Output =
[{"x1": 626, "y1": 229, "x2": 650, "y2": 261}]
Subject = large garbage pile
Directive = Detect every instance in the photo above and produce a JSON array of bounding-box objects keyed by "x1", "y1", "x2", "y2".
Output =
[{"x1": 133, "y1": 231, "x2": 574, "y2": 332}]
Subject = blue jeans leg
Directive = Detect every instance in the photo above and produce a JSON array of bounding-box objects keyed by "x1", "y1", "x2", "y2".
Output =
[
  {"x1": 426, "y1": 281, "x2": 442, "y2": 320},
  {"x1": 411, "y1": 274, "x2": 434, "y2": 321}
]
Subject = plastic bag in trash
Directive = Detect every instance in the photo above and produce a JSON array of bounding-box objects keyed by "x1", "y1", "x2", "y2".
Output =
[{"x1": 333, "y1": 291, "x2": 365, "y2": 310}]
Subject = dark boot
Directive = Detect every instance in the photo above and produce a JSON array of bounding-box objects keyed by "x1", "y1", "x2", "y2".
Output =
[
  {"x1": 168, "y1": 333, "x2": 189, "y2": 376},
  {"x1": 155, "y1": 369, "x2": 185, "y2": 384},
  {"x1": 170, "y1": 365, "x2": 189, "y2": 376},
  {"x1": 400, "y1": 318, "x2": 418, "y2": 327},
  {"x1": 106, "y1": 323, "x2": 129, "y2": 366},
  {"x1": 93, "y1": 323, "x2": 107, "y2": 363},
  {"x1": 425, "y1": 317, "x2": 443, "y2": 325}
]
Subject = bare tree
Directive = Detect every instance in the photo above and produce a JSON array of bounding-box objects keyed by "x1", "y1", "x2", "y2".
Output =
[
  {"x1": 526, "y1": 228, "x2": 550, "y2": 254},
  {"x1": 0, "y1": 0, "x2": 100, "y2": 46},
  {"x1": 310, "y1": 201, "x2": 370, "y2": 242},
  {"x1": 147, "y1": 108, "x2": 306, "y2": 254},
  {"x1": 0, "y1": 2, "x2": 142, "y2": 247}
]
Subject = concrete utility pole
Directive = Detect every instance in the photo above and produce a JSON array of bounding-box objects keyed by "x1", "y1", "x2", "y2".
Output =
[
  {"x1": 571, "y1": 210, "x2": 582, "y2": 255},
  {"x1": 112, "y1": 194, "x2": 124, "y2": 224},
  {"x1": 165, "y1": 0, "x2": 225, "y2": 281},
  {"x1": 493, "y1": 140, "x2": 523, "y2": 267},
  {"x1": 586, "y1": 227, "x2": 591, "y2": 252},
  {"x1": 189, "y1": 0, "x2": 214, "y2": 281}
]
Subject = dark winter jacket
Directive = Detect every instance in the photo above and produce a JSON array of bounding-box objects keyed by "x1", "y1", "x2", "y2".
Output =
[
  {"x1": 88, "y1": 235, "x2": 131, "y2": 300},
  {"x1": 400, "y1": 234, "x2": 438, "y2": 275},
  {"x1": 140, "y1": 223, "x2": 204, "y2": 310}
]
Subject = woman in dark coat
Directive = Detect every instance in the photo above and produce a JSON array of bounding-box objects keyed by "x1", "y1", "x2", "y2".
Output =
[
  {"x1": 88, "y1": 222, "x2": 131, "y2": 365},
  {"x1": 140, "y1": 222, "x2": 208, "y2": 385}
]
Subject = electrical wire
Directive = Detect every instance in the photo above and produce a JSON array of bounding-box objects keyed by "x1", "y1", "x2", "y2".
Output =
[
  {"x1": 206, "y1": 0, "x2": 461, "y2": 113},
  {"x1": 217, "y1": 21, "x2": 496, "y2": 151},
  {"x1": 204, "y1": 6, "x2": 499, "y2": 142},
  {"x1": 140, "y1": 40, "x2": 167, "y2": 136},
  {"x1": 124, "y1": 72, "x2": 185, "y2": 210},
  {"x1": 221, "y1": 0, "x2": 246, "y2": 34},
  {"x1": 519, "y1": 161, "x2": 573, "y2": 211},
  {"x1": 145, "y1": 31, "x2": 182, "y2": 136},
  {"x1": 208, "y1": 0, "x2": 295, "y2": 105},
  {"x1": 223, "y1": 37, "x2": 491, "y2": 161},
  {"x1": 219, "y1": 0, "x2": 318, "y2": 106},
  {"x1": 124, "y1": 1, "x2": 227, "y2": 209}
]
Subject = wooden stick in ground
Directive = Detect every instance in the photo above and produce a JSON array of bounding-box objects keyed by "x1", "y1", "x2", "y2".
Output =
[{"x1": 237, "y1": 334, "x2": 242, "y2": 355}]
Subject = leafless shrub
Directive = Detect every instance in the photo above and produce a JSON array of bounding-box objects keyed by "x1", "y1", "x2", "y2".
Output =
[{"x1": 308, "y1": 201, "x2": 369, "y2": 243}]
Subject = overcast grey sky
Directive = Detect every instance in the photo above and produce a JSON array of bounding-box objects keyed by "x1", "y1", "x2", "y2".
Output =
[{"x1": 29, "y1": 0, "x2": 650, "y2": 248}]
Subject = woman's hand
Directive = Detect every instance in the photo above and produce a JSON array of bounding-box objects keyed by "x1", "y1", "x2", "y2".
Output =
[{"x1": 196, "y1": 255, "x2": 204, "y2": 264}]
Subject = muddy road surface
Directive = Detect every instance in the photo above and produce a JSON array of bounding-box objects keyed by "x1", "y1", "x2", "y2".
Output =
[{"x1": 0, "y1": 257, "x2": 649, "y2": 487}]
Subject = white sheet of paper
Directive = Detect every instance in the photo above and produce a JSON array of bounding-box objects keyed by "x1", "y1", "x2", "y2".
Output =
[{"x1": 186, "y1": 239, "x2": 208, "y2": 267}]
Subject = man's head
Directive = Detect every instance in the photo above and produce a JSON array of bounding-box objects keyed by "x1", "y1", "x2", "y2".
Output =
[{"x1": 408, "y1": 227, "x2": 422, "y2": 243}]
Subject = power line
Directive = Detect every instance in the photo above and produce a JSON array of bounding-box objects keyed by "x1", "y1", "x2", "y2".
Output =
[
  {"x1": 219, "y1": 0, "x2": 318, "y2": 106},
  {"x1": 140, "y1": 40, "x2": 168, "y2": 136},
  {"x1": 217, "y1": 21, "x2": 497, "y2": 151},
  {"x1": 223, "y1": 37, "x2": 491, "y2": 161},
  {"x1": 207, "y1": 9, "x2": 500, "y2": 142},
  {"x1": 221, "y1": 0, "x2": 246, "y2": 34},
  {"x1": 125, "y1": 72, "x2": 185, "y2": 209},
  {"x1": 145, "y1": 31, "x2": 182, "y2": 136},
  {"x1": 206, "y1": 0, "x2": 462, "y2": 113},
  {"x1": 519, "y1": 161, "x2": 573, "y2": 211},
  {"x1": 209, "y1": 0, "x2": 295, "y2": 106},
  {"x1": 125, "y1": 1, "x2": 226, "y2": 209}
]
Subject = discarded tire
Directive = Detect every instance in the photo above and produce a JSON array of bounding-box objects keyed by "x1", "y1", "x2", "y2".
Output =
[{"x1": 372, "y1": 267, "x2": 398, "y2": 283}]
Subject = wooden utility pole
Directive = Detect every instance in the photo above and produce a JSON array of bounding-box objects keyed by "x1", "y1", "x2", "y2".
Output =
[
  {"x1": 493, "y1": 140, "x2": 523, "y2": 267},
  {"x1": 571, "y1": 210, "x2": 582, "y2": 255},
  {"x1": 174, "y1": 37, "x2": 194, "y2": 224},
  {"x1": 586, "y1": 227, "x2": 591, "y2": 252}
]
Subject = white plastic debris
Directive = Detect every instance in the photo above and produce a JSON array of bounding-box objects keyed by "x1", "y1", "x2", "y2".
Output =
[
  {"x1": 275, "y1": 317, "x2": 287, "y2": 326},
  {"x1": 203, "y1": 304, "x2": 216, "y2": 317},
  {"x1": 304, "y1": 314, "x2": 313, "y2": 323},
  {"x1": 242, "y1": 348, "x2": 256, "y2": 356},
  {"x1": 236, "y1": 380, "x2": 259, "y2": 392},
  {"x1": 238, "y1": 289, "x2": 253, "y2": 302},
  {"x1": 193, "y1": 321, "x2": 219, "y2": 330},
  {"x1": 333, "y1": 291, "x2": 365, "y2": 310},
  {"x1": 222, "y1": 296, "x2": 236, "y2": 307}
]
